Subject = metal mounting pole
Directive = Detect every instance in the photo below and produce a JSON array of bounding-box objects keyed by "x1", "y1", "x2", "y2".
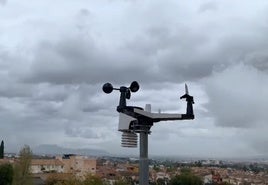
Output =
[
  {"x1": 139, "y1": 130, "x2": 149, "y2": 185},
  {"x1": 139, "y1": 104, "x2": 151, "y2": 185}
]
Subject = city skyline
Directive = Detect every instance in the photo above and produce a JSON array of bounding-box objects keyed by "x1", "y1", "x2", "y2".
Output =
[{"x1": 0, "y1": 0, "x2": 268, "y2": 158}]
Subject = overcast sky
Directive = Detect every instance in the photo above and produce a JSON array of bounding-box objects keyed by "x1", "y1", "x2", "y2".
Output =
[{"x1": 0, "y1": 0, "x2": 268, "y2": 158}]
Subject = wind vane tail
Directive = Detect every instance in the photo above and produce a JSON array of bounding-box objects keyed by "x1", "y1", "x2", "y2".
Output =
[
  {"x1": 180, "y1": 83, "x2": 194, "y2": 118},
  {"x1": 185, "y1": 84, "x2": 189, "y2": 95},
  {"x1": 180, "y1": 83, "x2": 192, "y2": 100}
]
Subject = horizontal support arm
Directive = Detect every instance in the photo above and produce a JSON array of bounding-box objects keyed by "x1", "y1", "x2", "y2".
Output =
[{"x1": 134, "y1": 108, "x2": 194, "y2": 122}]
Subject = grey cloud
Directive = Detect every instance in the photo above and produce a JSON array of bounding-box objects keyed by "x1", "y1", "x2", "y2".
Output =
[
  {"x1": 75, "y1": 9, "x2": 92, "y2": 31},
  {"x1": 204, "y1": 64, "x2": 268, "y2": 128},
  {"x1": 0, "y1": 83, "x2": 33, "y2": 98},
  {"x1": 124, "y1": 25, "x2": 217, "y2": 82},
  {"x1": 21, "y1": 37, "x2": 156, "y2": 85},
  {"x1": 1, "y1": 0, "x2": 268, "y2": 157},
  {"x1": 0, "y1": 108, "x2": 65, "y2": 148},
  {"x1": 26, "y1": 100, "x2": 60, "y2": 117},
  {"x1": 16, "y1": 2, "x2": 223, "y2": 86},
  {"x1": 79, "y1": 8, "x2": 90, "y2": 16},
  {"x1": 0, "y1": 0, "x2": 7, "y2": 5},
  {"x1": 121, "y1": 14, "x2": 268, "y2": 83},
  {"x1": 199, "y1": 1, "x2": 218, "y2": 13},
  {"x1": 82, "y1": 105, "x2": 102, "y2": 113},
  {"x1": 238, "y1": 124, "x2": 268, "y2": 155},
  {"x1": 32, "y1": 84, "x2": 69, "y2": 102},
  {"x1": 18, "y1": 0, "x2": 268, "y2": 87},
  {"x1": 244, "y1": 50, "x2": 268, "y2": 72},
  {"x1": 64, "y1": 121, "x2": 114, "y2": 140}
]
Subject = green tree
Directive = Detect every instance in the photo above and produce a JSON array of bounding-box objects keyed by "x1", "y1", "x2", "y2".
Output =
[
  {"x1": 13, "y1": 145, "x2": 33, "y2": 185},
  {"x1": 170, "y1": 168, "x2": 203, "y2": 185},
  {"x1": 45, "y1": 175, "x2": 82, "y2": 185},
  {"x1": 83, "y1": 174, "x2": 104, "y2": 185},
  {"x1": 156, "y1": 178, "x2": 166, "y2": 185},
  {"x1": 0, "y1": 140, "x2": 4, "y2": 159},
  {"x1": 153, "y1": 165, "x2": 160, "y2": 172},
  {"x1": 114, "y1": 178, "x2": 129, "y2": 185},
  {"x1": 180, "y1": 168, "x2": 192, "y2": 174},
  {"x1": 194, "y1": 161, "x2": 202, "y2": 167},
  {"x1": 45, "y1": 174, "x2": 106, "y2": 185},
  {"x1": 0, "y1": 163, "x2": 14, "y2": 185}
]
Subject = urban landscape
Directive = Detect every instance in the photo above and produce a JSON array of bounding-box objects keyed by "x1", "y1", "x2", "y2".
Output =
[{"x1": 1, "y1": 143, "x2": 268, "y2": 185}]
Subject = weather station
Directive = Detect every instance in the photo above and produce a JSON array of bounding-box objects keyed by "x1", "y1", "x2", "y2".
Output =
[{"x1": 102, "y1": 81, "x2": 195, "y2": 185}]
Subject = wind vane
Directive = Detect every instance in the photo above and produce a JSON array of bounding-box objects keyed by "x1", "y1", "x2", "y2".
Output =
[{"x1": 102, "y1": 81, "x2": 195, "y2": 185}]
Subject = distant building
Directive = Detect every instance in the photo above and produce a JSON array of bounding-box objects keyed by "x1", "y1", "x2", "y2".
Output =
[
  {"x1": 56, "y1": 154, "x2": 96, "y2": 178},
  {"x1": 203, "y1": 174, "x2": 212, "y2": 185},
  {"x1": 212, "y1": 172, "x2": 222, "y2": 184},
  {"x1": 31, "y1": 159, "x2": 64, "y2": 173},
  {"x1": 30, "y1": 154, "x2": 96, "y2": 180},
  {"x1": 155, "y1": 172, "x2": 170, "y2": 181}
]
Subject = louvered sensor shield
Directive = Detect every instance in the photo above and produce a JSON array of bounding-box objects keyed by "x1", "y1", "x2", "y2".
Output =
[{"x1": 121, "y1": 132, "x2": 138, "y2": 148}]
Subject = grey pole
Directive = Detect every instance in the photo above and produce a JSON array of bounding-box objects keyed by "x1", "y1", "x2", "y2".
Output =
[
  {"x1": 139, "y1": 131, "x2": 149, "y2": 185},
  {"x1": 139, "y1": 104, "x2": 151, "y2": 185}
]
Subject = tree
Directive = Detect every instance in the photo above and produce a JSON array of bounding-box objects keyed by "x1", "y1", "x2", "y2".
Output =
[
  {"x1": 170, "y1": 168, "x2": 203, "y2": 185},
  {"x1": 156, "y1": 178, "x2": 166, "y2": 185},
  {"x1": 194, "y1": 161, "x2": 202, "y2": 167},
  {"x1": 114, "y1": 178, "x2": 129, "y2": 185},
  {"x1": 83, "y1": 174, "x2": 104, "y2": 185},
  {"x1": 0, "y1": 163, "x2": 13, "y2": 185},
  {"x1": 0, "y1": 140, "x2": 4, "y2": 159},
  {"x1": 45, "y1": 174, "x2": 106, "y2": 185},
  {"x1": 13, "y1": 145, "x2": 33, "y2": 185},
  {"x1": 45, "y1": 174, "x2": 81, "y2": 185}
]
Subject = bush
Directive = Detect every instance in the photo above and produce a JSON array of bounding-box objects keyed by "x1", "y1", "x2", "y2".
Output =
[
  {"x1": 170, "y1": 168, "x2": 203, "y2": 185},
  {"x1": 0, "y1": 163, "x2": 13, "y2": 185}
]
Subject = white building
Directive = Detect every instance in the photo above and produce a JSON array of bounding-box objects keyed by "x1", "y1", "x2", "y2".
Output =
[{"x1": 31, "y1": 159, "x2": 64, "y2": 174}]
